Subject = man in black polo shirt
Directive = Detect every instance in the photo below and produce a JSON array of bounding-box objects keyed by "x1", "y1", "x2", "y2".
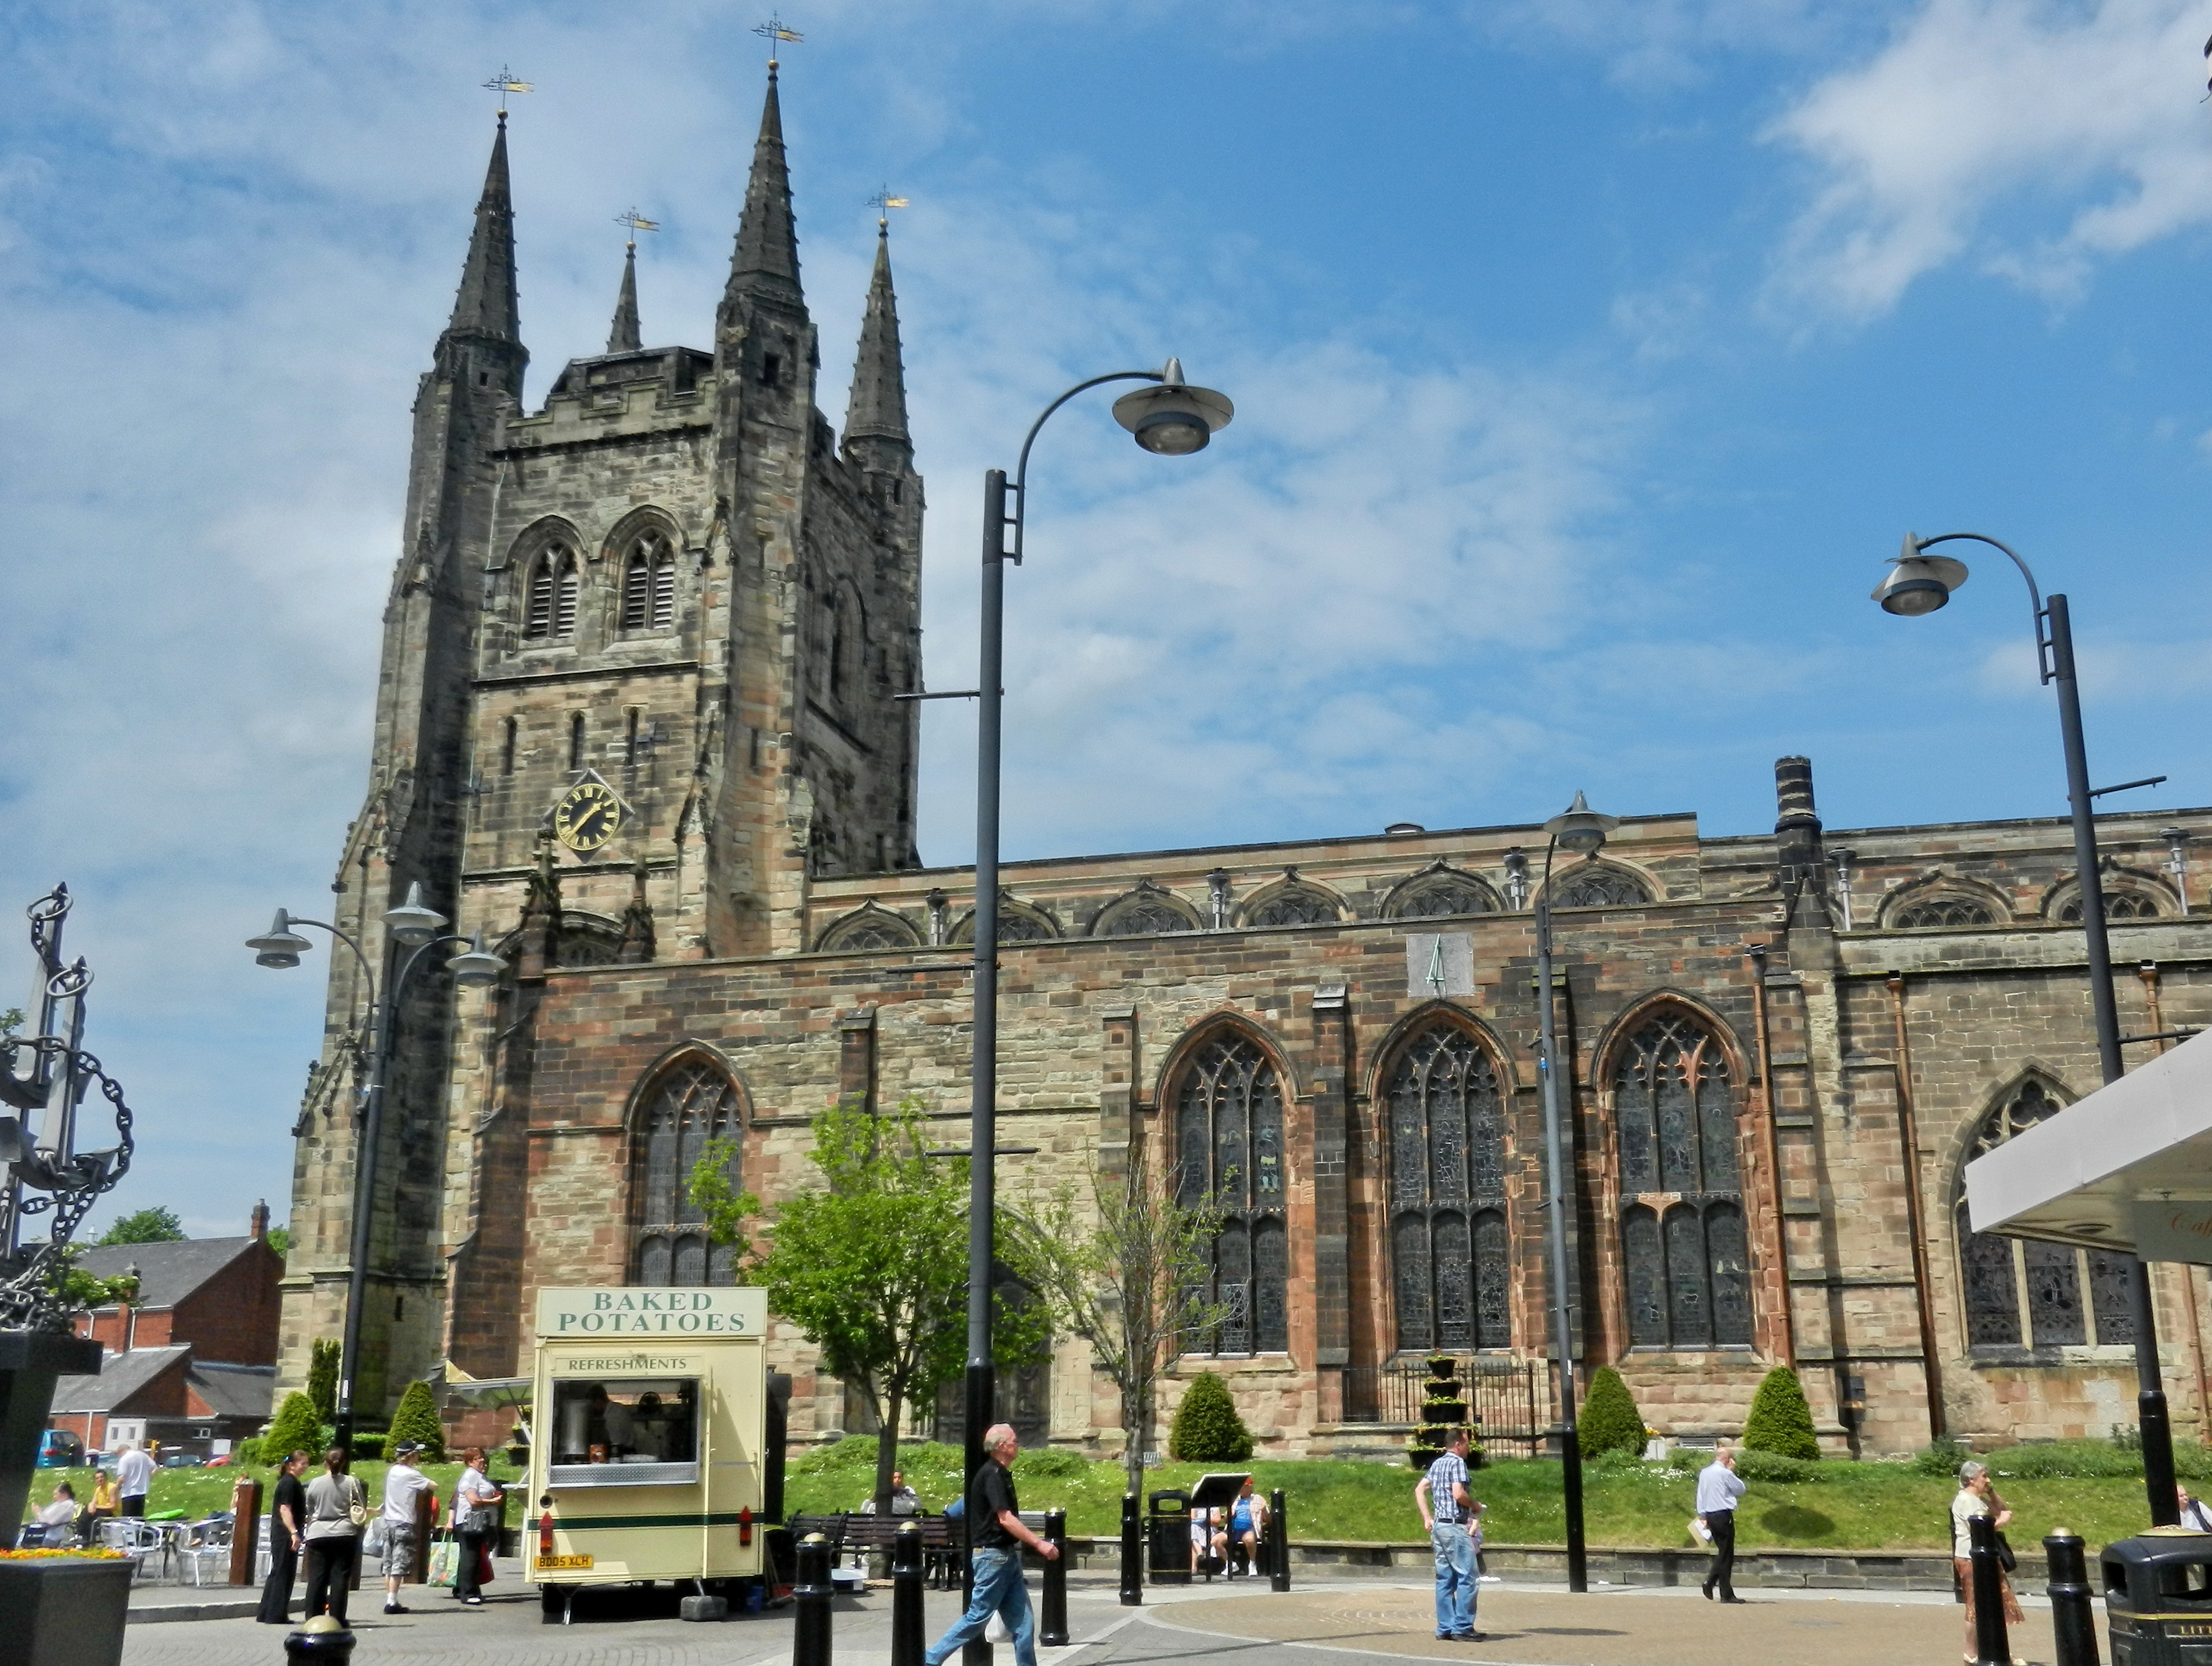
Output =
[{"x1": 924, "y1": 1423, "x2": 1060, "y2": 1666}]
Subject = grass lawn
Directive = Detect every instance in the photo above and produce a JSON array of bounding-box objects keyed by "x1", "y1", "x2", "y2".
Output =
[{"x1": 17, "y1": 1455, "x2": 528, "y2": 1531}]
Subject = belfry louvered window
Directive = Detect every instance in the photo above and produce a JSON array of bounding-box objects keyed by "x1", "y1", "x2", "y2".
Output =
[
  {"x1": 1957, "y1": 1079, "x2": 2134, "y2": 1351},
  {"x1": 621, "y1": 533, "x2": 676, "y2": 631},
  {"x1": 1388, "y1": 1027, "x2": 1510, "y2": 1353},
  {"x1": 1614, "y1": 1014, "x2": 1752, "y2": 1350},
  {"x1": 632, "y1": 1061, "x2": 742, "y2": 1287},
  {"x1": 1175, "y1": 1033, "x2": 1289, "y2": 1355},
  {"x1": 527, "y1": 548, "x2": 581, "y2": 640}
]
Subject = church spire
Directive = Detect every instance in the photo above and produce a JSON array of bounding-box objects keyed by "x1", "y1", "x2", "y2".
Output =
[
  {"x1": 844, "y1": 218, "x2": 910, "y2": 464},
  {"x1": 607, "y1": 242, "x2": 642, "y2": 353},
  {"x1": 724, "y1": 63, "x2": 804, "y2": 312},
  {"x1": 447, "y1": 113, "x2": 521, "y2": 346}
]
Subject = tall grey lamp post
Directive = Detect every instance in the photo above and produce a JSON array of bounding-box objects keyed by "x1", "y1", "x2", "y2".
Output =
[
  {"x1": 246, "y1": 885, "x2": 506, "y2": 1455},
  {"x1": 1535, "y1": 791, "x2": 1615, "y2": 1595},
  {"x1": 1873, "y1": 531, "x2": 2178, "y2": 1526}
]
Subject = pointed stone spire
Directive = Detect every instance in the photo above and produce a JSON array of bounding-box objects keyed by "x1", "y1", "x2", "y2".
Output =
[
  {"x1": 448, "y1": 113, "x2": 522, "y2": 345},
  {"x1": 844, "y1": 219, "x2": 910, "y2": 463},
  {"x1": 607, "y1": 242, "x2": 642, "y2": 353},
  {"x1": 724, "y1": 64, "x2": 804, "y2": 312}
]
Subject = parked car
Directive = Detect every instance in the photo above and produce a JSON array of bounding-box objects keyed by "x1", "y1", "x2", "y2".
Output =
[
  {"x1": 158, "y1": 1454, "x2": 205, "y2": 1469},
  {"x1": 204, "y1": 1455, "x2": 232, "y2": 1467},
  {"x1": 35, "y1": 1431, "x2": 82, "y2": 1469}
]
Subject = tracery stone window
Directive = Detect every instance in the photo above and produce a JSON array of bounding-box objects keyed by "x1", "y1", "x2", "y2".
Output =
[
  {"x1": 1244, "y1": 881, "x2": 1338, "y2": 928},
  {"x1": 1095, "y1": 883, "x2": 1201, "y2": 937},
  {"x1": 620, "y1": 532, "x2": 676, "y2": 631},
  {"x1": 817, "y1": 906, "x2": 921, "y2": 952},
  {"x1": 1613, "y1": 1014, "x2": 1752, "y2": 1350},
  {"x1": 525, "y1": 548, "x2": 581, "y2": 640},
  {"x1": 631, "y1": 1060, "x2": 743, "y2": 1288},
  {"x1": 1893, "y1": 896, "x2": 1994, "y2": 929},
  {"x1": 2057, "y1": 891, "x2": 2161, "y2": 922},
  {"x1": 1957, "y1": 1079, "x2": 2134, "y2": 1351},
  {"x1": 1174, "y1": 1033, "x2": 1289, "y2": 1355},
  {"x1": 1387, "y1": 1026, "x2": 1509, "y2": 1353},
  {"x1": 1551, "y1": 866, "x2": 1648, "y2": 908},
  {"x1": 950, "y1": 899, "x2": 1059, "y2": 944},
  {"x1": 1388, "y1": 871, "x2": 1497, "y2": 919}
]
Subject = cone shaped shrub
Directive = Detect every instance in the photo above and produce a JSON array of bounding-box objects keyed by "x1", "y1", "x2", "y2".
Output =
[
  {"x1": 1742, "y1": 1365, "x2": 1821, "y2": 1461},
  {"x1": 1169, "y1": 1371, "x2": 1254, "y2": 1462},
  {"x1": 306, "y1": 1338, "x2": 340, "y2": 1423},
  {"x1": 384, "y1": 1379, "x2": 446, "y2": 1464},
  {"x1": 1578, "y1": 1366, "x2": 1647, "y2": 1460},
  {"x1": 264, "y1": 1391, "x2": 327, "y2": 1465}
]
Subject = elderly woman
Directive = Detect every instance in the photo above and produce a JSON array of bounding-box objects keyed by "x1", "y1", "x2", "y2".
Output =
[{"x1": 1951, "y1": 1460, "x2": 2026, "y2": 1665}]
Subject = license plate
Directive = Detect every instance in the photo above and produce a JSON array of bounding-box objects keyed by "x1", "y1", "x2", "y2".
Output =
[{"x1": 537, "y1": 1554, "x2": 593, "y2": 1571}]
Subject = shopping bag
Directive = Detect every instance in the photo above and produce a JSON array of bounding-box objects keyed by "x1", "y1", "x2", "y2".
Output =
[
  {"x1": 363, "y1": 1516, "x2": 387, "y2": 1558},
  {"x1": 427, "y1": 1537, "x2": 460, "y2": 1589},
  {"x1": 478, "y1": 1544, "x2": 495, "y2": 1590},
  {"x1": 1688, "y1": 1517, "x2": 1712, "y2": 1546},
  {"x1": 985, "y1": 1611, "x2": 1009, "y2": 1643}
]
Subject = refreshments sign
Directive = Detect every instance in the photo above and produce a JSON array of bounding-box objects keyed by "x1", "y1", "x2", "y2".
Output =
[{"x1": 534, "y1": 1286, "x2": 768, "y2": 1337}]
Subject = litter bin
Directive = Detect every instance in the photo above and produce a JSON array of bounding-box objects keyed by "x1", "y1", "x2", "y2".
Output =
[
  {"x1": 1148, "y1": 1491, "x2": 1191, "y2": 1586},
  {"x1": 2102, "y1": 1527, "x2": 2212, "y2": 1664}
]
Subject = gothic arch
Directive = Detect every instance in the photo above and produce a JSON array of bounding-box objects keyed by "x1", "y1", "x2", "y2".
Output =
[
  {"x1": 606, "y1": 508, "x2": 686, "y2": 635},
  {"x1": 496, "y1": 515, "x2": 585, "y2": 575},
  {"x1": 600, "y1": 504, "x2": 689, "y2": 567},
  {"x1": 557, "y1": 910, "x2": 625, "y2": 969},
  {"x1": 1879, "y1": 869, "x2": 2014, "y2": 931},
  {"x1": 507, "y1": 518, "x2": 588, "y2": 646},
  {"x1": 1235, "y1": 870, "x2": 1349, "y2": 929},
  {"x1": 2040, "y1": 865, "x2": 2177, "y2": 924},
  {"x1": 1539, "y1": 856, "x2": 1654, "y2": 910},
  {"x1": 949, "y1": 896, "x2": 1061, "y2": 945},
  {"x1": 1590, "y1": 988, "x2": 1752, "y2": 1098},
  {"x1": 1382, "y1": 862, "x2": 1503, "y2": 921},
  {"x1": 815, "y1": 901, "x2": 923, "y2": 953},
  {"x1": 625, "y1": 1050, "x2": 750, "y2": 1289},
  {"x1": 1092, "y1": 880, "x2": 1204, "y2": 937}
]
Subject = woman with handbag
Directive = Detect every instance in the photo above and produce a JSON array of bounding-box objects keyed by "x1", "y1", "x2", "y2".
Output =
[
  {"x1": 302, "y1": 1447, "x2": 368, "y2": 1627},
  {"x1": 1951, "y1": 1460, "x2": 2027, "y2": 1666},
  {"x1": 449, "y1": 1447, "x2": 504, "y2": 1607}
]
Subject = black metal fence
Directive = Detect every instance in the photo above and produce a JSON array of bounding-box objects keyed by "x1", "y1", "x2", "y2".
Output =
[{"x1": 1341, "y1": 1358, "x2": 1550, "y2": 1458}]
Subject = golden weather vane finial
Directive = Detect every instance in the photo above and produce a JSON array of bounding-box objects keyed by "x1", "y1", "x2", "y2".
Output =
[
  {"x1": 614, "y1": 207, "x2": 661, "y2": 253},
  {"x1": 753, "y1": 15, "x2": 804, "y2": 68},
  {"x1": 865, "y1": 185, "x2": 910, "y2": 229},
  {"x1": 482, "y1": 65, "x2": 534, "y2": 116}
]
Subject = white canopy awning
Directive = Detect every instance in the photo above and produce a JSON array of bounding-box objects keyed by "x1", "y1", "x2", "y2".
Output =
[{"x1": 1964, "y1": 1027, "x2": 2212, "y2": 1260}]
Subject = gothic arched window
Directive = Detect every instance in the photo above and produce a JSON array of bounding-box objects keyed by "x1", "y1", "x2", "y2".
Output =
[
  {"x1": 2057, "y1": 891, "x2": 2161, "y2": 922},
  {"x1": 1957, "y1": 1079, "x2": 2134, "y2": 1351},
  {"x1": 817, "y1": 906, "x2": 922, "y2": 952},
  {"x1": 1244, "y1": 884, "x2": 1338, "y2": 928},
  {"x1": 631, "y1": 1061, "x2": 743, "y2": 1288},
  {"x1": 828, "y1": 593, "x2": 851, "y2": 703},
  {"x1": 621, "y1": 532, "x2": 676, "y2": 631},
  {"x1": 1387, "y1": 1026, "x2": 1510, "y2": 1353},
  {"x1": 1174, "y1": 1032, "x2": 1289, "y2": 1355},
  {"x1": 1095, "y1": 884, "x2": 1201, "y2": 937},
  {"x1": 1552, "y1": 866, "x2": 1648, "y2": 908},
  {"x1": 1613, "y1": 1013, "x2": 1752, "y2": 1350},
  {"x1": 525, "y1": 547, "x2": 581, "y2": 640},
  {"x1": 1388, "y1": 872, "x2": 1497, "y2": 920},
  {"x1": 1895, "y1": 896, "x2": 1995, "y2": 928}
]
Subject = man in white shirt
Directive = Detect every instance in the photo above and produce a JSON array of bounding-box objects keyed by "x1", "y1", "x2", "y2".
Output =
[
  {"x1": 379, "y1": 1443, "x2": 434, "y2": 1615},
  {"x1": 114, "y1": 1443, "x2": 154, "y2": 1519},
  {"x1": 1695, "y1": 1446, "x2": 1747, "y2": 1604}
]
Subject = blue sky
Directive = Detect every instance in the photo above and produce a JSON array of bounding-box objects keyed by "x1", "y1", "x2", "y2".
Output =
[{"x1": 6, "y1": 0, "x2": 2212, "y2": 1236}]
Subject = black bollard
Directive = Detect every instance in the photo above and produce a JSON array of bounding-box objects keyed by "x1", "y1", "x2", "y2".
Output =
[
  {"x1": 892, "y1": 1521, "x2": 926, "y2": 1666},
  {"x1": 795, "y1": 1532, "x2": 835, "y2": 1666},
  {"x1": 2044, "y1": 1530, "x2": 2101, "y2": 1666},
  {"x1": 1968, "y1": 1513, "x2": 2011, "y2": 1666},
  {"x1": 1269, "y1": 1489, "x2": 1290, "y2": 1593},
  {"x1": 1040, "y1": 1508, "x2": 1069, "y2": 1646},
  {"x1": 284, "y1": 1615, "x2": 356, "y2": 1663},
  {"x1": 1119, "y1": 1493, "x2": 1142, "y2": 1607}
]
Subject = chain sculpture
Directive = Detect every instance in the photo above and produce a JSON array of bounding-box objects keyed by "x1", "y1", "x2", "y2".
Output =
[{"x1": 0, "y1": 885, "x2": 135, "y2": 1330}]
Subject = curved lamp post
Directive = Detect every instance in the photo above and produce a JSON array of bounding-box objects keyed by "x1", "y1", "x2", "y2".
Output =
[
  {"x1": 1873, "y1": 531, "x2": 2178, "y2": 1526},
  {"x1": 246, "y1": 882, "x2": 506, "y2": 1453},
  {"x1": 1536, "y1": 791, "x2": 1616, "y2": 1594}
]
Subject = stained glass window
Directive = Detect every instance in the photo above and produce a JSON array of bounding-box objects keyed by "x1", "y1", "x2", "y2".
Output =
[
  {"x1": 819, "y1": 909, "x2": 920, "y2": 951},
  {"x1": 1386, "y1": 1027, "x2": 1511, "y2": 1352},
  {"x1": 1390, "y1": 876, "x2": 1496, "y2": 919},
  {"x1": 1894, "y1": 897, "x2": 1994, "y2": 929},
  {"x1": 633, "y1": 1061, "x2": 742, "y2": 1287},
  {"x1": 1175, "y1": 1033, "x2": 1290, "y2": 1354},
  {"x1": 1245, "y1": 886, "x2": 1336, "y2": 927},
  {"x1": 2058, "y1": 891, "x2": 2161, "y2": 922},
  {"x1": 1552, "y1": 867, "x2": 1648, "y2": 908},
  {"x1": 1613, "y1": 1014, "x2": 1751, "y2": 1349},
  {"x1": 1097, "y1": 886, "x2": 1198, "y2": 936}
]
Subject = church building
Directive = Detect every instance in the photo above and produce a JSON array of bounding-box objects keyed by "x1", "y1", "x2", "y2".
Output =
[{"x1": 280, "y1": 69, "x2": 2212, "y2": 1461}]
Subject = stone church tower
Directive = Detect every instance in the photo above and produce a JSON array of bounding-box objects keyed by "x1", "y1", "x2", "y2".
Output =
[{"x1": 279, "y1": 67, "x2": 924, "y2": 1412}]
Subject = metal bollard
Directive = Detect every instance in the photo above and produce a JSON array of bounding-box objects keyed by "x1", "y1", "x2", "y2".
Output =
[
  {"x1": 1119, "y1": 1493, "x2": 1142, "y2": 1607},
  {"x1": 1968, "y1": 1513, "x2": 2011, "y2": 1666},
  {"x1": 795, "y1": 1532, "x2": 835, "y2": 1666},
  {"x1": 892, "y1": 1522, "x2": 926, "y2": 1666},
  {"x1": 2044, "y1": 1530, "x2": 2101, "y2": 1666},
  {"x1": 1041, "y1": 1508, "x2": 1069, "y2": 1646},
  {"x1": 1269, "y1": 1489, "x2": 1289, "y2": 1593},
  {"x1": 284, "y1": 1615, "x2": 356, "y2": 1663}
]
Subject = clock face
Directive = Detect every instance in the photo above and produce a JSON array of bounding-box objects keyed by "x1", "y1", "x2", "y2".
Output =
[{"x1": 553, "y1": 781, "x2": 623, "y2": 853}]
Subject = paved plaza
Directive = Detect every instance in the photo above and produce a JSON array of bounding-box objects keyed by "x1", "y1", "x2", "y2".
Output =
[{"x1": 115, "y1": 1563, "x2": 2101, "y2": 1666}]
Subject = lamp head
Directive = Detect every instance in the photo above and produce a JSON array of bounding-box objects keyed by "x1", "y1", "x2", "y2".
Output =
[
  {"x1": 1112, "y1": 359, "x2": 1234, "y2": 456},
  {"x1": 446, "y1": 929, "x2": 508, "y2": 989},
  {"x1": 245, "y1": 910, "x2": 313, "y2": 970},
  {"x1": 383, "y1": 881, "x2": 448, "y2": 948},
  {"x1": 1544, "y1": 790, "x2": 1619, "y2": 856},
  {"x1": 1872, "y1": 533, "x2": 1970, "y2": 618}
]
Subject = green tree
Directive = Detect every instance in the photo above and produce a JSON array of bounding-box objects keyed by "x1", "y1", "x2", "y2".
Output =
[
  {"x1": 1742, "y1": 1365, "x2": 1821, "y2": 1461},
  {"x1": 98, "y1": 1206, "x2": 185, "y2": 1245},
  {"x1": 384, "y1": 1380, "x2": 446, "y2": 1463},
  {"x1": 265, "y1": 1224, "x2": 293, "y2": 1261},
  {"x1": 1168, "y1": 1371, "x2": 1253, "y2": 1462},
  {"x1": 45, "y1": 1245, "x2": 138, "y2": 1313},
  {"x1": 265, "y1": 1391, "x2": 327, "y2": 1463},
  {"x1": 306, "y1": 1338, "x2": 341, "y2": 1423},
  {"x1": 1013, "y1": 1148, "x2": 1231, "y2": 1495},
  {"x1": 691, "y1": 1098, "x2": 1047, "y2": 1515},
  {"x1": 1577, "y1": 1366, "x2": 1647, "y2": 1460}
]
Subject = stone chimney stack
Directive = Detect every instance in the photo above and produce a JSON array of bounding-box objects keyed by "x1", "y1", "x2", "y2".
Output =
[
  {"x1": 250, "y1": 1199, "x2": 270, "y2": 1241},
  {"x1": 1775, "y1": 755, "x2": 1826, "y2": 897}
]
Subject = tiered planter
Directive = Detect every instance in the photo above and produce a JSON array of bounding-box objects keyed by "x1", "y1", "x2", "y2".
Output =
[{"x1": 1406, "y1": 1354, "x2": 1483, "y2": 1470}]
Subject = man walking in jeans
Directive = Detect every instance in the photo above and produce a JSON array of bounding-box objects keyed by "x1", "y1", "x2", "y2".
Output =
[
  {"x1": 1415, "y1": 1427, "x2": 1483, "y2": 1642},
  {"x1": 924, "y1": 1423, "x2": 1060, "y2": 1666}
]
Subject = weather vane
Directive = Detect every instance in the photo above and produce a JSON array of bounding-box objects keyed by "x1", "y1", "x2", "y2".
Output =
[
  {"x1": 754, "y1": 15, "x2": 804, "y2": 64},
  {"x1": 482, "y1": 65, "x2": 534, "y2": 114},
  {"x1": 866, "y1": 185, "x2": 909, "y2": 228},
  {"x1": 615, "y1": 207, "x2": 661, "y2": 251}
]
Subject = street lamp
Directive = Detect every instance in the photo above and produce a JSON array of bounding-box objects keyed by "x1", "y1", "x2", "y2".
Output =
[
  {"x1": 1536, "y1": 789, "x2": 1615, "y2": 1595},
  {"x1": 246, "y1": 889, "x2": 507, "y2": 1454},
  {"x1": 1874, "y1": 529, "x2": 2178, "y2": 1526}
]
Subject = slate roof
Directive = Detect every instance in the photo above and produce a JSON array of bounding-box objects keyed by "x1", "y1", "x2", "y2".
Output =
[
  {"x1": 187, "y1": 1362, "x2": 277, "y2": 1420},
  {"x1": 49, "y1": 1345, "x2": 189, "y2": 1413},
  {"x1": 75, "y1": 1237, "x2": 259, "y2": 1311}
]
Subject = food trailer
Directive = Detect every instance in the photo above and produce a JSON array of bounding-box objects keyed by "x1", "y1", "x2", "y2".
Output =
[{"x1": 528, "y1": 1286, "x2": 769, "y2": 1614}]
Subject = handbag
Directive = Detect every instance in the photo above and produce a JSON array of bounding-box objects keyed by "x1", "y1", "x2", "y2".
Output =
[
  {"x1": 478, "y1": 1542, "x2": 495, "y2": 1590},
  {"x1": 345, "y1": 1477, "x2": 369, "y2": 1531},
  {"x1": 427, "y1": 1537, "x2": 460, "y2": 1589},
  {"x1": 1995, "y1": 1531, "x2": 2017, "y2": 1574}
]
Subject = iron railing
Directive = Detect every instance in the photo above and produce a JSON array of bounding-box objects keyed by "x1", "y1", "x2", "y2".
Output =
[{"x1": 1340, "y1": 1358, "x2": 1550, "y2": 1459}]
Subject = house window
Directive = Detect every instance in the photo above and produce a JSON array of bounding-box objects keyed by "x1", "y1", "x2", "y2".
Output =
[
  {"x1": 1615, "y1": 1013, "x2": 1752, "y2": 1350},
  {"x1": 631, "y1": 1061, "x2": 743, "y2": 1287},
  {"x1": 1958, "y1": 1079, "x2": 2134, "y2": 1350},
  {"x1": 1388, "y1": 1026, "x2": 1509, "y2": 1353},
  {"x1": 621, "y1": 532, "x2": 676, "y2": 631},
  {"x1": 1174, "y1": 1032, "x2": 1289, "y2": 1354}
]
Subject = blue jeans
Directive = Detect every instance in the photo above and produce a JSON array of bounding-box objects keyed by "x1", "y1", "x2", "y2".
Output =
[
  {"x1": 925, "y1": 1546, "x2": 1036, "y2": 1666},
  {"x1": 1432, "y1": 1523, "x2": 1478, "y2": 1636}
]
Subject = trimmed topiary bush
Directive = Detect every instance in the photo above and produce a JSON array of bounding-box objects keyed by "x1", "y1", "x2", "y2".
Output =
[
  {"x1": 1742, "y1": 1366, "x2": 1821, "y2": 1461},
  {"x1": 1169, "y1": 1371, "x2": 1254, "y2": 1462},
  {"x1": 384, "y1": 1380, "x2": 446, "y2": 1463},
  {"x1": 264, "y1": 1391, "x2": 327, "y2": 1464},
  {"x1": 307, "y1": 1338, "x2": 341, "y2": 1423},
  {"x1": 1577, "y1": 1367, "x2": 1647, "y2": 1461}
]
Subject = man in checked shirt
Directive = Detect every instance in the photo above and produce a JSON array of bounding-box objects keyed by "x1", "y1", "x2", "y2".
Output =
[{"x1": 1415, "y1": 1427, "x2": 1485, "y2": 1641}]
